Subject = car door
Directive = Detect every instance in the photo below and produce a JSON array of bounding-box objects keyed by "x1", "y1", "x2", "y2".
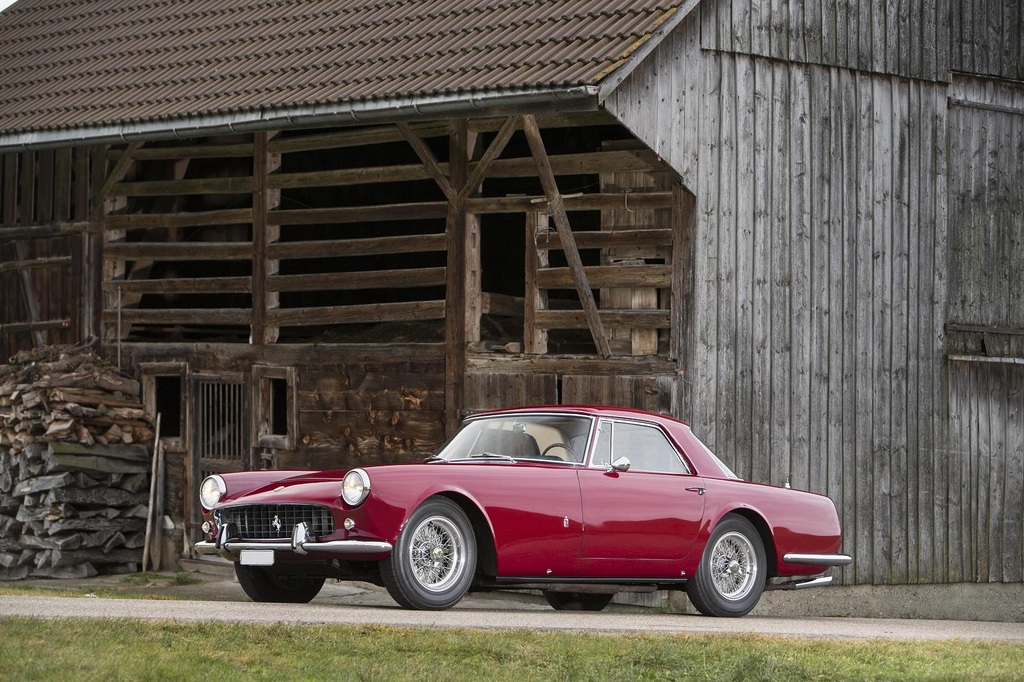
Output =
[{"x1": 577, "y1": 418, "x2": 705, "y2": 577}]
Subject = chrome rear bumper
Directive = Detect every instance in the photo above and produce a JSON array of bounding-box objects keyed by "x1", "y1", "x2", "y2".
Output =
[
  {"x1": 194, "y1": 522, "x2": 392, "y2": 560},
  {"x1": 783, "y1": 552, "x2": 853, "y2": 567}
]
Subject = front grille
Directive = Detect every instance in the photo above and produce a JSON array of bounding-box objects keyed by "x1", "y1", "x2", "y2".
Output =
[{"x1": 215, "y1": 504, "x2": 335, "y2": 540}]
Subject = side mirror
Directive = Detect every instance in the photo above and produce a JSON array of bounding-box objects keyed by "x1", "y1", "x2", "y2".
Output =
[{"x1": 607, "y1": 456, "x2": 631, "y2": 473}]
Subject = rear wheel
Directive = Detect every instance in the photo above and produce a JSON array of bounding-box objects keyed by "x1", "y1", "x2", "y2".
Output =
[
  {"x1": 542, "y1": 591, "x2": 614, "y2": 611},
  {"x1": 380, "y1": 496, "x2": 477, "y2": 610},
  {"x1": 686, "y1": 514, "x2": 766, "y2": 617},
  {"x1": 234, "y1": 563, "x2": 325, "y2": 603}
]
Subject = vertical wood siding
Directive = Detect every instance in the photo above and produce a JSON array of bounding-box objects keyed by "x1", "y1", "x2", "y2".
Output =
[
  {"x1": 947, "y1": 360, "x2": 1024, "y2": 583},
  {"x1": 700, "y1": 0, "x2": 951, "y2": 82},
  {"x1": 951, "y1": 0, "x2": 1024, "y2": 81},
  {"x1": 606, "y1": 12, "x2": 957, "y2": 585},
  {"x1": 947, "y1": 76, "x2": 1024, "y2": 330}
]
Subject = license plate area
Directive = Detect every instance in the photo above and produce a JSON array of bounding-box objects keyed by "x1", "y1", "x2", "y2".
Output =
[{"x1": 239, "y1": 549, "x2": 275, "y2": 566}]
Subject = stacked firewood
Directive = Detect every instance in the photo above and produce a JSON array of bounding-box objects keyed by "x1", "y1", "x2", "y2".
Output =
[{"x1": 0, "y1": 344, "x2": 154, "y2": 580}]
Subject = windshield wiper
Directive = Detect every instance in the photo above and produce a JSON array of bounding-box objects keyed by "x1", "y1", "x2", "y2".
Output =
[
  {"x1": 422, "y1": 455, "x2": 446, "y2": 463},
  {"x1": 467, "y1": 452, "x2": 517, "y2": 463}
]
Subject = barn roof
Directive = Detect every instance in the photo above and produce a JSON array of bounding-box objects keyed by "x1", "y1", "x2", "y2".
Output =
[{"x1": 0, "y1": 0, "x2": 690, "y2": 150}]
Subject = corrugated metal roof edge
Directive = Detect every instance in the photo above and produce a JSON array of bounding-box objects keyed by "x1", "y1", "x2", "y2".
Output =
[{"x1": 0, "y1": 84, "x2": 600, "y2": 153}]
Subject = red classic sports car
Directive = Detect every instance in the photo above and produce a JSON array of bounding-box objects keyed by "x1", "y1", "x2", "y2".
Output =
[{"x1": 195, "y1": 406, "x2": 851, "y2": 617}]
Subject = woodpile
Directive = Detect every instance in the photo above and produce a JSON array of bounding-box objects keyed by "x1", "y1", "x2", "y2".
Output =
[{"x1": 0, "y1": 344, "x2": 154, "y2": 580}]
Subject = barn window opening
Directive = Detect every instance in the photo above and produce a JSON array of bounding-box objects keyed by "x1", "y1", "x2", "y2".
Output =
[
  {"x1": 154, "y1": 375, "x2": 182, "y2": 438},
  {"x1": 253, "y1": 365, "x2": 296, "y2": 450}
]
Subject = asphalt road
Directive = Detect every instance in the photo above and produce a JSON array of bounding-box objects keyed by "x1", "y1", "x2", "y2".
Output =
[{"x1": 2, "y1": 587, "x2": 1022, "y2": 642}]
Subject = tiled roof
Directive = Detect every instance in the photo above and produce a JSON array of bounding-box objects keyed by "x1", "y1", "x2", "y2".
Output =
[{"x1": 0, "y1": 0, "x2": 682, "y2": 138}]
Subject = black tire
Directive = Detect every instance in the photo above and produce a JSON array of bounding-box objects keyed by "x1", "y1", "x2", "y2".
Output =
[
  {"x1": 234, "y1": 563, "x2": 325, "y2": 603},
  {"x1": 686, "y1": 514, "x2": 767, "y2": 617},
  {"x1": 542, "y1": 591, "x2": 614, "y2": 611},
  {"x1": 380, "y1": 496, "x2": 477, "y2": 610}
]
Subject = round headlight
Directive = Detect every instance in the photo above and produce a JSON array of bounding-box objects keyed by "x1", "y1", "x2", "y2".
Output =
[
  {"x1": 199, "y1": 475, "x2": 226, "y2": 509},
  {"x1": 341, "y1": 468, "x2": 371, "y2": 507}
]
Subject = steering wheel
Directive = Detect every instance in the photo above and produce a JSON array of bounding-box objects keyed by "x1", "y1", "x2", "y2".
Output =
[{"x1": 541, "y1": 442, "x2": 575, "y2": 459}]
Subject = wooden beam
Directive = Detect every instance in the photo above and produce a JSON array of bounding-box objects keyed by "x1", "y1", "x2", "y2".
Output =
[
  {"x1": 444, "y1": 119, "x2": 471, "y2": 435},
  {"x1": 267, "y1": 233, "x2": 445, "y2": 260},
  {"x1": 0, "y1": 319, "x2": 71, "y2": 334},
  {"x1": 252, "y1": 130, "x2": 281, "y2": 345},
  {"x1": 101, "y1": 309, "x2": 252, "y2": 325},
  {"x1": 536, "y1": 228, "x2": 673, "y2": 250},
  {"x1": 0, "y1": 222, "x2": 89, "y2": 243},
  {"x1": 102, "y1": 276, "x2": 252, "y2": 295},
  {"x1": 533, "y1": 309, "x2": 671, "y2": 329},
  {"x1": 13, "y1": 241, "x2": 47, "y2": 347},
  {"x1": 0, "y1": 255, "x2": 71, "y2": 273},
  {"x1": 397, "y1": 122, "x2": 455, "y2": 202},
  {"x1": 104, "y1": 242, "x2": 252, "y2": 261},
  {"x1": 269, "y1": 300, "x2": 445, "y2": 327},
  {"x1": 536, "y1": 265, "x2": 672, "y2": 289},
  {"x1": 466, "y1": 191, "x2": 673, "y2": 214},
  {"x1": 269, "y1": 267, "x2": 445, "y2": 293},
  {"x1": 458, "y1": 116, "x2": 519, "y2": 202},
  {"x1": 524, "y1": 211, "x2": 549, "y2": 354},
  {"x1": 269, "y1": 202, "x2": 447, "y2": 226},
  {"x1": 95, "y1": 142, "x2": 142, "y2": 202},
  {"x1": 104, "y1": 209, "x2": 252, "y2": 231},
  {"x1": 521, "y1": 114, "x2": 611, "y2": 358}
]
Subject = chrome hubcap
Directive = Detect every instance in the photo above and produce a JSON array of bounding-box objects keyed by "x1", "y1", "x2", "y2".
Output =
[
  {"x1": 408, "y1": 515, "x2": 465, "y2": 593},
  {"x1": 710, "y1": 530, "x2": 758, "y2": 601}
]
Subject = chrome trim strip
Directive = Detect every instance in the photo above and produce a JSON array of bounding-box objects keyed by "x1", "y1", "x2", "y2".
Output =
[
  {"x1": 194, "y1": 539, "x2": 392, "y2": 558},
  {"x1": 783, "y1": 552, "x2": 853, "y2": 566},
  {"x1": 766, "y1": 576, "x2": 834, "y2": 591}
]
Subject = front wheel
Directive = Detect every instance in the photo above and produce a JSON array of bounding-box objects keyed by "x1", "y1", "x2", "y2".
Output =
[
  {"x1": 380, "y1": 496, "x2": 477, "y2": 610},
  {"x1": 542, "y1": 591, "x2": 614, "y2": 611},
  {"x1": 686, "y1": 514, "x2": 766, "y2": 617},
  {"x1": 234, "y1": 563, "x2": 325, "y2": 603}
]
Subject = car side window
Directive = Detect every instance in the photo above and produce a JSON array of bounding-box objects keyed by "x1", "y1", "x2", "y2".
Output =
[{"x1": 593, "y1": 420, "x2": 690, "y2": 474}]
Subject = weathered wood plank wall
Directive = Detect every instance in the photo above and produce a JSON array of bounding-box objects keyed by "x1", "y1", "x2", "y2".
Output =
[
  {"x1": 699, "y1": 0, "x2": 951, "y2": 81},
  {"x1": 607, "y1": 8, "x2": 956, "y2": 585},
  {"x1": 951, "y1": 0, "x2": 1024, "y2": 81},
  {"x1": 947, "y1": 76, "x2": 1024, "y2": 330}
]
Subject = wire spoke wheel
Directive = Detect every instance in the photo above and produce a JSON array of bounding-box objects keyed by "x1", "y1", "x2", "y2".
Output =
[
  {"x1": 710, "y1": 530, "x2": 758, "y2": 601},
  {"x1": 380, "y1": 496, "x2": 477, "y2": 610},
  {"x1": 408, "y1": 515, "x2": 466, "y2": 593},
  {"x1": 686, "y1": 514, "x2": 766, "y2": 617}
]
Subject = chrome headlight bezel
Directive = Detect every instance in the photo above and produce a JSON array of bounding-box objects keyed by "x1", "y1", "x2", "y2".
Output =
[
  {"x1": 199, "y1": 474, "x2": 226, "y2": 509},
  {"x1": 341, "y1": 468, "x2": 371, "y2": 507}
]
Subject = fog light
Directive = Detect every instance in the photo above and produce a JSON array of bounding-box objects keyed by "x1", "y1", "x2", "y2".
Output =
[{"x1": 343, "y1": 518, "x2": 355, "y2": 530}]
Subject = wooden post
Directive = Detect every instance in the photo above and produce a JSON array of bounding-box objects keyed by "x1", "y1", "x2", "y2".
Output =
[
  {"x1": 524, "y1": 211, "x2": 549, "y2": 354},
  {"x1": 444, "y1": 120, "x2": 471, "y2": 435},
  {"x1": 252, "y1": 131, "x2": 281, "y2": 344},
  {"x1": 521, "y1": 114, "x2": 611, "y2": 358}
]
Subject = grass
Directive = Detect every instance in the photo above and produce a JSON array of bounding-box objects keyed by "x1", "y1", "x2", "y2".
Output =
[{"x1": 0, "y1": 616, "x2": 1022, "y2": 681}]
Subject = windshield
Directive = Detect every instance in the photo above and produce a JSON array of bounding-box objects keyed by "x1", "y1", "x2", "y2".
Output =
[{"x1": 435, "y1": 414, "x2": 594, "y2": 464}]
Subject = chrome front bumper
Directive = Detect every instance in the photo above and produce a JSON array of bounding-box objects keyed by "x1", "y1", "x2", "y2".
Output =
[{"x1": 194, "y1": 521, "x2": 392, "y2": 560}]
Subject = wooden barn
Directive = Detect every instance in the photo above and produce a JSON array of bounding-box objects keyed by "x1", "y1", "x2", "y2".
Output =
[{"x1": 0, "y1": 0, "x2": 1021, "y2": 594}]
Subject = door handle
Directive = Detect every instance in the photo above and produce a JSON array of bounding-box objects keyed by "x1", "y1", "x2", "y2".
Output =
[{"x1": 685, "y1": 486, "x2": 705, "y2": 496}]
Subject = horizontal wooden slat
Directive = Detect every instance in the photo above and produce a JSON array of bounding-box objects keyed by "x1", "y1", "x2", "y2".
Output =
[
  {"x1": 269, "y1": 300, "x2": 445, "y2": 327},
  {"x1": 269, "y1": 267, "x2": 445, "y2": 293},
  {"x1": 467, "y1": 192, "x2": 673, "y2": 214},
  {"x1": 268, "y1": 150, "x2": 664, "y2": 191},
  {"x1": 104, "y1": 242, "x2": 252, "y2": 260},
  {"x1": 267, "y1": 233, "x2": 445, "y2": 260},
  {"x1": 481, "y1": 292, "x2": 524, "y2": 317},
  {"x1": 111, "y1": 176, "x2": 253, "y2": 197},
  {"x1": 270, "y1": 202, "x2": 448, "y2": 226},
  {"x1": 537, "y1": 265, "x2": 671, "y2": 289},
  {"x1": 536, "y1": 228, "x2": 672, "y2": 250},
  {"x1": 102, "y1": 276, "x2": 252, "y2": 294},
  {"x1": 270, "y1": 123, "x2": 450, "y2": 154},
  {"x1": 534, "y1": 309, "x2": 670, "y2": 329},
  {"x1": 0, "y1": 255, "x2": 71, "y2": 273},
  {"x1": 0, "y1": 319, "x2": 71, "y2": 333},
  {"x1": 104, "y1": 209, "x2": 253, "y2": 231},
  {"x1": 123, "y1": 142, "x2": 254, "y2": 161},
  {"x1": 0, "y1": 222, "x2": 89, "y2": 243},
  {"x1": 101, "y1": 309, "x2": 251, "y2": 325}
]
